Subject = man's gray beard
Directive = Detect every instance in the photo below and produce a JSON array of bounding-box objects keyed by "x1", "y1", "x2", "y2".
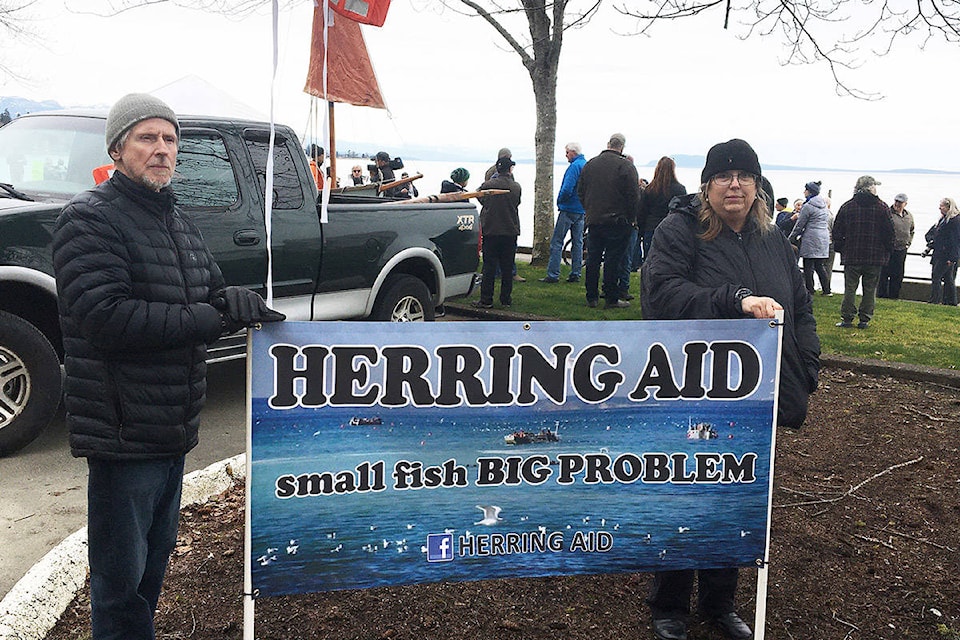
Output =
[{"x1": 141, "y1": 175, "x2": 172, "y2": 191}]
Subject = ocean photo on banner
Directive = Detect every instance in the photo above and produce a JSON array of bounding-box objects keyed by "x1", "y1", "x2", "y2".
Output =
[{"x1": 248, "y1": 320, "x2": 780, "y2": 598}]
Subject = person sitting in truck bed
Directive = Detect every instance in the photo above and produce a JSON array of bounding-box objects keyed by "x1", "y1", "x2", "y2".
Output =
[{"x1": 441, "y1": 167, "x2": 470, "y2": 196}]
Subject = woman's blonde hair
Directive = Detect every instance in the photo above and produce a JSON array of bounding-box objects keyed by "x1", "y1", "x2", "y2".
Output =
[
  {"x1": 697, "y1": 183, "x2": 773, "y2": 241},
  {"x1": 941, "y1": 197, "x2": 960, "y2": 219}
]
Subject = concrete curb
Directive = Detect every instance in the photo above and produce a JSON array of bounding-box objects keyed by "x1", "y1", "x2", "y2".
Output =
[{"x1": 0, "y1": 454, "x2": 246, "y2": 640}]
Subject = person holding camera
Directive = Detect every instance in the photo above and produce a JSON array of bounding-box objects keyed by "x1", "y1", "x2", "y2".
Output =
[{"x1": 373, "y1": 150, "x2": 403, "y2": 197}]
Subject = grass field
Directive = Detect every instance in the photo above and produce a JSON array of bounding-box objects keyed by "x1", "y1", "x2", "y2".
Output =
[{"x1": 457, "y1": 261, "x2": 959, "y2": 370}]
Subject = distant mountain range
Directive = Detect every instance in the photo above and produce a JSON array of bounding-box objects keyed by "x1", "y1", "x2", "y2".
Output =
[
  {"x1": 0, "y1": 96, "x2": 64, "y2": 118},
  {"x1": 4, "y1": 96, "x2": 957, "y2": 175}
]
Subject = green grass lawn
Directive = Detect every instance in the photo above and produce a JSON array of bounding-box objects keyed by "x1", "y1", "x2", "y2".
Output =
[{"x1": 458, "y1": 261, "x2": 959, "y2": 370}]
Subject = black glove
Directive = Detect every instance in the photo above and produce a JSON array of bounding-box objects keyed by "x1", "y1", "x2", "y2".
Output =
[{"x1": 212, "y1": 286, "x2": 286, "y2": 334}]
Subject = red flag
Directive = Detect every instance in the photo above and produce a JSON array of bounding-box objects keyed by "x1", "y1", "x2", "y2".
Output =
[
  {"x1": 304, "y1": 5, "x2": 387, "y2": 109},
  {"x1": 327, "y1": 0, "x2": 391, "y2": 28}
]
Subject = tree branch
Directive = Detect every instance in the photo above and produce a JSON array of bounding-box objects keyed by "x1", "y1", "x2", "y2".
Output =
[
  {"x1": 613, "y1": 1, "x2": 960, "y2": 100},
  {"x1": 775, "y1": 456, "x2": 924, "y2": 509}
]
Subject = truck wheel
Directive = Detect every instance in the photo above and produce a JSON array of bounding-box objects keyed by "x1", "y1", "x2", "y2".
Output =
[
  {"x1": 371, "y1": 275, "x2": 435, "y2": 322},
  {"x1": 0, "y1": 311, "x2": 63, "y2": 456}
]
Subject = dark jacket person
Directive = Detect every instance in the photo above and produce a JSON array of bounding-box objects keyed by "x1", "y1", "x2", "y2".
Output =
[
  {"x1": 52, "y1": 93, "x2": 282, "y2": 640},
  {"x1": 577, "y1": 132, "x2": 641, "y2": 308},
  {"x1": 640, "y1": 138, "x2": 820, "y2": 640}
]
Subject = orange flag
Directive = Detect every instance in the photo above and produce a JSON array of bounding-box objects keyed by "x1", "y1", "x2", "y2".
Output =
[
  {"x1": 304, "y1": 5, "x2": 387, "y2": 109},
  {"x1": 328, "y1": 0, "x2": 391, "y2": 27}
]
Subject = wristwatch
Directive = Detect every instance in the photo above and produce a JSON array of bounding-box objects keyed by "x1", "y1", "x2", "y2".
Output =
[{"x1": 734, "y1": 287, "x2": 753, "y2": 310}]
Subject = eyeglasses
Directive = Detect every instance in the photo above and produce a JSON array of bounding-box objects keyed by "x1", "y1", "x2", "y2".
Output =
[
  {"x1": 352, "y1": 169, "x2": 362, "y2": 173},
  {"x1": 711, "y1": 171, "x2": 757, "y2": 186}
]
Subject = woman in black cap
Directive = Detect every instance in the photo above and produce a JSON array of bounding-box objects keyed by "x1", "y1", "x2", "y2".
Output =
[{"x1": 641, "y1": 139, "x2": 820, "y2": 640}]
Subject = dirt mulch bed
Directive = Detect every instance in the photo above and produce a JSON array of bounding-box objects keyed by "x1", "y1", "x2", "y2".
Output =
[{"x1": 47, "y1": 367, "x2": 960, "y2": 640}]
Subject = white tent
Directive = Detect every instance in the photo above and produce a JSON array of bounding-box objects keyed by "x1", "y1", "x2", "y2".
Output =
[{"x1": 150, "y1": 75, "x2": 268, "y2": 121}]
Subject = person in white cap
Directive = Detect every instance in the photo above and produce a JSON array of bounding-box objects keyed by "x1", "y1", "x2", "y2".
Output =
[
  {"x1": 878, "y1": 192, "x2": 914, "y2": 299},
  {"x1": 52, "y1": 93, "x2": 283, "y2": 639}
]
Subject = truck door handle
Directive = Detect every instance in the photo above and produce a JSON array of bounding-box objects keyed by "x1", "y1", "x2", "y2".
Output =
[{"x1": 233, "y1": 230, "x2": 261, "y2": 246}]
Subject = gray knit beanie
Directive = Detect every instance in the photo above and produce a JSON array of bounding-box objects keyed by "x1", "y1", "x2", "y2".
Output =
[{"x1": 105, "y1": 93, "x2": 179, "y2": 151}]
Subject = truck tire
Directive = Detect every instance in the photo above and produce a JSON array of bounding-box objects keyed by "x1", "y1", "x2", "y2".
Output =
[
  {"x1": 0, "y1": 311, "x2": 63, "y2": 456},
  {"x1": 371, "y1": 275, "x2": 435, "y2": 322}
]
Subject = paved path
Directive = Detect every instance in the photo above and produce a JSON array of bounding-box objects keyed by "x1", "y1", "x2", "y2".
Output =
[{"x1": 0, "y1": 359, "x2": 247, "y2": 600}]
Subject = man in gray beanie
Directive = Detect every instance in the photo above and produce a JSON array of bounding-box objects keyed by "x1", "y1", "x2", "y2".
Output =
[
  {"x1": 52, "y1": 93, "x2": 283, "y2": 639},
  {"x1": 104, "y1": 92, "x2": 180, "y2": 156}
]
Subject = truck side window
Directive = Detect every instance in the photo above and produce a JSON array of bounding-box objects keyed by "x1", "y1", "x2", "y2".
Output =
[
  {"x1": 246, "y1": 138, "x2": 304, "y2": 210},
  {"x1": 174, "y1": 133, "x2": 240, "y2": 208}
]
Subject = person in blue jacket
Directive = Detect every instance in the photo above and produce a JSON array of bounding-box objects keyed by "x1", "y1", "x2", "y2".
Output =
[{"x1": 540, "y1": 142, "x2": 586, "y2": 283}]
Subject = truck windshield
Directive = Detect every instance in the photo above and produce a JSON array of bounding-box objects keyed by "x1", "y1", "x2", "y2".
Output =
[{"x1": 0, "y1": 115, "x2": 109, "y2": 202}]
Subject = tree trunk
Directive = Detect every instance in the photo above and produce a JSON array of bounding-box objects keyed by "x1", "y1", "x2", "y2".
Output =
[{"x1": 529, "y1": 69, "x2": 558, "y2": 266}]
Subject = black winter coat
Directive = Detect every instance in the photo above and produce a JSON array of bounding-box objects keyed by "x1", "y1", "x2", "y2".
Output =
[
  {"x1": 641, "y1": 194, "x2": 820, "y2": 429},
  {"x1": 53, "y1": 172, "x2": 225, "y2": 460},
  {"x1": 638, "y1": 181, "x2": 687, "y2": 236},
  {"x1": 577, "y1": 149, "x2": 641, "y2": 227},
  {"x1": 477, "y1": 173, "x2": 521, "y2": 237}
]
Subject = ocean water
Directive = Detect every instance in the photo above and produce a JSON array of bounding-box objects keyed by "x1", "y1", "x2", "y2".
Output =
[
  {"x1": 250, "y1": 401, "x2": 773, "y2": 597},
  {"x1": 332, "y1": 157, "x2": 957, "y2": 280}
]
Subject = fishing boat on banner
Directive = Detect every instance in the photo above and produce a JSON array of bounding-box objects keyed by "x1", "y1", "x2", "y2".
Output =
[
  {"x1": 686, "y1": 419, "x2": 718, "y2": 440},
  {"x1": 504, "y1": 423, "x2": 561, "y2": 445}
]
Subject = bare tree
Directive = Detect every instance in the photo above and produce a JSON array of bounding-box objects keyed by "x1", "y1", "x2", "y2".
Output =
[
  {"x1": 451, "y1": 1, "x2": 601, "y2": 265},
  {"x1": 616, "y1": 1, "x2": 960, "y2": 100},
  {"x1": 66, "y1": 0, "x2": 283, "y2": 16},
  {"x1": 447, "y1": 0, "x2": 960, "y2": 260},
  {"x1": 0, "y1": 1, "x2": 40, "y2": 80}
]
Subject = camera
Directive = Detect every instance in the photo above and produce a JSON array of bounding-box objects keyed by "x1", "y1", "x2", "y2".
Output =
[{"x1": 370, "y1": 156, "x2": 404, "y2": 171}]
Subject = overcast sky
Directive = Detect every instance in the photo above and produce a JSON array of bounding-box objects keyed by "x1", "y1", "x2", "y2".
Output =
[{"x1": 4, "y1": 0, "x2": 960, "y2": 171}]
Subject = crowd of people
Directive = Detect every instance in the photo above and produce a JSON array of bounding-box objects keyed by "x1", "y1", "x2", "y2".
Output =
[{"x1": 466, "y1": 135, "x2": 959, "y2": 331}]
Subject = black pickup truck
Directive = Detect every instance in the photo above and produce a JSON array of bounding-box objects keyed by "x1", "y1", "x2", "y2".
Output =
[{"x1": 0, "y1": 110, "x2": 479, "y2": 455}]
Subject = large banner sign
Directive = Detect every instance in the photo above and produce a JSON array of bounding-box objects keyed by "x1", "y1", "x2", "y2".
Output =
[{"x1": 248, "y1": 320, "x2": 781, "y2": 598}]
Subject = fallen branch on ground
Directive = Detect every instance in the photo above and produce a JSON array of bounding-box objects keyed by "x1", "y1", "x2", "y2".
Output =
[{"x1": 775, "y1": 457, "x2": 924, "y2": 509}]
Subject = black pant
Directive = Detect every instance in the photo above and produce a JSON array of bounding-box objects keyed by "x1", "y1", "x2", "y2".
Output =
[
  {"x1": 802, "y1": 257, "x2": 830, "y2": 295},
  {"x1": 480, "y1": 235, "x2": 517, "y2": 305},
  {"x1": 648, "y1": 568, "x2": 739, "y2": 621},
  {"x1": 585, "y1": 223, "x2": 631, "y2": 303},
  {"x1": 878, "y1": 249, "x2": 907, "y2": 299}
]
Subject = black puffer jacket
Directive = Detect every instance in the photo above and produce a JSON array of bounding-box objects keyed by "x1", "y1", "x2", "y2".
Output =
[
  {"x1": 641, "y1": 194, "x2": 820, "y2": 429},
  {"x1": 53, "y1": 172, "x2": 225, "y2": 460}
]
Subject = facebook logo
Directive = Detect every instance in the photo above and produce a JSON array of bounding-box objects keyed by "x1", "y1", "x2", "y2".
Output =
[{"x1": 426, "y1": 533, "x2": 455, "y2": 563}]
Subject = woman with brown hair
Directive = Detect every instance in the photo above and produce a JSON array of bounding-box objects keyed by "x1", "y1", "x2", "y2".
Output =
[
  {"x1": 637, "y1": 156, "x2": 687, "y2": 263},
  {"x1": 641, "y1": 139, "x2": 820, "y2": 640}
]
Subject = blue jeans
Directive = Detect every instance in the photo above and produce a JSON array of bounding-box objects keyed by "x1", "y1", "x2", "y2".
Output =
[
  {"x1": 88, "y1": 456, "x2": 185, "y2": 640},
  {"x1": 545, "y1": 211, "x2": 584, "y2": 279},
  {"x1": 585, "y1": 223, "x2": 631, "y2": 303}
]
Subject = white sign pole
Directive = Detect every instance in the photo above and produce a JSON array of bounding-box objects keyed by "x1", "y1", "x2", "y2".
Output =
[
  {"x1": 243, "y1": 330, "x2": 256, "y2": 640},
  {"x1": 754, "y1": 308, "x2": 784, "y2": 640}
]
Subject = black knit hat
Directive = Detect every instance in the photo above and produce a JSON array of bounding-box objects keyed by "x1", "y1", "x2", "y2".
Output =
[
  {"x1": 700, "y1": 139, "x2": 761, "y2": 184},
  {"x1": 804, "y1": 181, "x2": 821, "y2": 196}
]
